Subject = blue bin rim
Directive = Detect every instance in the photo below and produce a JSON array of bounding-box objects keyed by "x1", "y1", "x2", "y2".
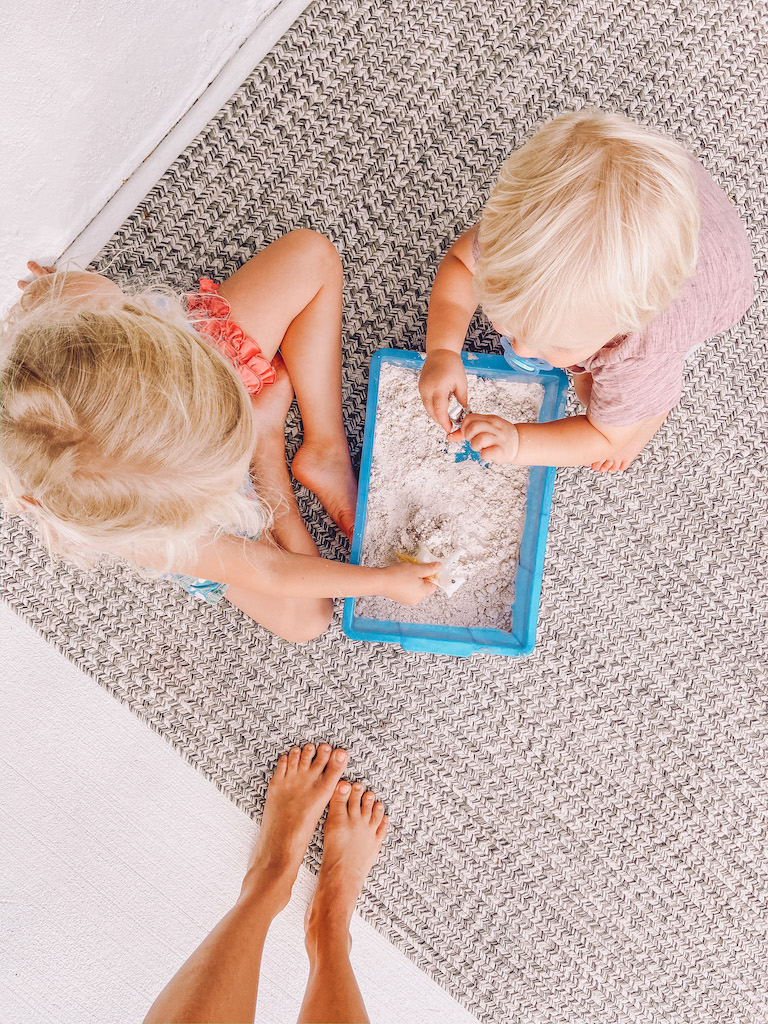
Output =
[{"x1": 342, "y1": 348, "x2": 568, "y2": 657}]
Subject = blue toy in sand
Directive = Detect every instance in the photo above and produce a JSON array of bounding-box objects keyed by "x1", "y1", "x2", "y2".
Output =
[
  {"x1": 453, "y1": 441, "x2": 486, "y2": 464},
  {"x1": 343, "y1": 348, "x2": 568, "y2": 658}
]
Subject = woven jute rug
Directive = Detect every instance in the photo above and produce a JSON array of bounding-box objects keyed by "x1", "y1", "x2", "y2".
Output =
[{"x1": 3, "y1": 2, "x2": 768, "y2": 1021}]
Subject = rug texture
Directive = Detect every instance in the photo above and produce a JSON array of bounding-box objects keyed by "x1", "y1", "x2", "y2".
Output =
[{"x1": 3, "y1": 2, "x2": 768, "y2": 1021}]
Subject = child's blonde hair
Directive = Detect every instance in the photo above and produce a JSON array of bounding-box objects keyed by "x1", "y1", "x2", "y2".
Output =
[
  {"x1": 0, "y1": 274, "x2": 268, "y2": 570},
  {"x1": 474, "y1": 108, "x2": 700, "y2": 350}
]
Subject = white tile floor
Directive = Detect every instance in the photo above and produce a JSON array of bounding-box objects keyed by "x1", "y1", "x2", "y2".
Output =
[{"x1": 0, "y1": 602, "x2": 478, "y2": 1024}]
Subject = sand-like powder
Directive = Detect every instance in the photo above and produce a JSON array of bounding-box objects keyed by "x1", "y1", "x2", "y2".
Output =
[{"x1": 356, "y1": 363, "x2": 544, "y2": 630}]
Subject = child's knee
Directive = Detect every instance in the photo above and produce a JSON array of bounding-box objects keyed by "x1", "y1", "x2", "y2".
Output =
[
  {"x1": 286, "y1": 228, "x2": 342, "y2": 278},
  {"x1": 280, "y1": 599, "x2": 334, "y2": 644}
]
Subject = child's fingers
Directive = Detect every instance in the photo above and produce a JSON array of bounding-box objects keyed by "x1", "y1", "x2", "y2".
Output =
[
  {"x1": 479, "y1": 444, "x2": 507, "y2": 464},
  {"x1": 445, "y1": 427, "x2": 463, "y2": 442},
  {"x1": 432, "y1": 394, "x2": 452, "y2": 434},
  {"x1": 417, "y1": 560, "x2": 442, "y2": 578},
  {"x1": 422, "y1": 394, "x2": 436, "y2": 423},
  {"x1": 421, "y1": 390, "x2": 447, "y2": 431},
  {"x1": 468, "y1": 431, "x2": 498, "y2": 452},
  {"x1": 461, "y1": 413, "x2": 495, "y2": 439}
]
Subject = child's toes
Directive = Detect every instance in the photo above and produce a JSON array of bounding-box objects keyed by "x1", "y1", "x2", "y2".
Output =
[
  {"x1": 372, "y1": 801, "x2": 386, "y2": 829},
  {"x1": 274, "y1": 753, "x2": 289, "y2": 778}
]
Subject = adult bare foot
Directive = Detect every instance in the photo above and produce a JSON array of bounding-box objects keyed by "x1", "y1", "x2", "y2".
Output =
[
  {"x1": 291, "y1": 440, "x2": 358, "y2": 541},
  {"x1": 243, "y1": 743, "x2": 348, "y2": 910},
  {"x1": 304, "y1": 781, "x2": 389, "y2": 955}
]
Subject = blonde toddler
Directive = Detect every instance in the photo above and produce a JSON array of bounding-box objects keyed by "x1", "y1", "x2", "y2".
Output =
[{"x1": 419, "y1": 109, "x2": 754, "y2": 470}]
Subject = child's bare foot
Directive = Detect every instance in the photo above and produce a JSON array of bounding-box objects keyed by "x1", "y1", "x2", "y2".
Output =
[
  {"x1": 249, "y1": 353, "x2": 294, "y2": 450},
  {"x1": 304, "y1": 781, "x2": 389, "y2": 955},
  {"x1": 291, "y1": 440, "x2": 358, "y2": 540},
  {"x1": 242, "y1": 743, "x2": 348, "y2": 910}
]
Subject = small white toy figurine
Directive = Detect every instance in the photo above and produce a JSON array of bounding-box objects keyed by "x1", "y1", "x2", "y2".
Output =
[{"x1": 414, "y1": 542, "x2": 467, "y2": 597}]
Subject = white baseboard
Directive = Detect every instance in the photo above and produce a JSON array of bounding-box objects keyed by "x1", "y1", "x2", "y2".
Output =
[{"x1": 59, "y1": 0, "x2": 312, "y2": 270}]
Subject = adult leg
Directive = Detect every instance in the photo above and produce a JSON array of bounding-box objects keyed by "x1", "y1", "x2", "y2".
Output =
[
  {"x1": 143, "y1": 743, "x2": 349, "y2": 1024},
  {"x1": 298, "y1": 782, "x2": 389, "y2": 1024},
  {"x1": 217, "y1": 230, "x2": 357, "y2": 538}
]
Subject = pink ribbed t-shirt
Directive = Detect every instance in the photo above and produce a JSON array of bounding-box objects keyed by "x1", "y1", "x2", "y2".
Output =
[
  {"x1": 573, "y1": 159, "x2": 754, "y2": 425},
  {"x1": 475, "y1": 158, "x2": 754, "y2": 426}
]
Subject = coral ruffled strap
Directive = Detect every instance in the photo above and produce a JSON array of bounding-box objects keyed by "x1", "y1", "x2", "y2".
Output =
[{"x1": 187, "y1": 278, "x2": 276, "y2": 396}]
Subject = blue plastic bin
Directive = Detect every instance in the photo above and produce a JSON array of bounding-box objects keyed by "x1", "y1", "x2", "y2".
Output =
[{"x1": 342, "y1": 348, "x2": 568, "y2": 657}]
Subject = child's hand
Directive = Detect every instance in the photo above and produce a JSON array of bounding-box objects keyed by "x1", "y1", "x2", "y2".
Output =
[
  {"x1": 381, "y1": 561, "x2": 441, "y2": 605},
  {"x1": 458, "y1": 413, "x2": 520, "y2": 463},
  {"x1": 419, "y1": 350, "x2": 468, "y2": 433}
]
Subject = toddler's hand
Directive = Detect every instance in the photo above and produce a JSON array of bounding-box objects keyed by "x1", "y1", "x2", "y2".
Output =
[
  {"x1": 459, "y1": 413, "x2": 520, "y2": 463},
  {"x1": 419, "y1": 350, "x2": 468, "y2": 433},
  {"x1": 381, "y1": 561, "x2": 441, "y2": 606}
]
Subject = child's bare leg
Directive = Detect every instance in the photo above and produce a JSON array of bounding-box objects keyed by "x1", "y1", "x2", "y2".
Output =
[
  {"x1": 591, "y1": 409, "x2": 669, "y2": 473},
  {"x1": 572, "y1": 370, "x2": 593, "y2": 408},
  {"x1": 298, "y1": 782, "x2": 389, "y2": 1024},
  {"x1": 143, "y1": 744, "x2": 349, "y2": 1024},
  {"x1": 248, "y1": 354, "x2": 318, "y2": 558},
  {"x1": 217, "y1": 230, "x2": 357, "y2": 539},
  {"x1": 277, "y1": 242, "x2": 357, "y2": 541},
  {"x1": 225, "y1": 356, "x2": 333, "y2": 642}
]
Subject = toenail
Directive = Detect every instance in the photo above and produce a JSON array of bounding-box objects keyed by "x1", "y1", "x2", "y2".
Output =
[
  {"x1": 333, "y1": 749, "x2": 347, "y2": 761},
  {"x1": 353, "y1": 782, "x2": 363, "y2": 790},
  {"x1": 339, "y1": 782, "x2": 351, "y2": 794}
]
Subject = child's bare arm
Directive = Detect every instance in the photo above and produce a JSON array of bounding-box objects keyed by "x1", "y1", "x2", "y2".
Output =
[
  {"x1": 159, "y1": 534, "x2": 441, "y2": 606},
  {"x1": 425, "y1": 226, "x2": 479, "y2": 356},
  {"x1": 420, "y1": 227, "x2": 479, "y2": 431},
  {"x1": 458, "y1": 411, "x2": 669, "y2": 469}
]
